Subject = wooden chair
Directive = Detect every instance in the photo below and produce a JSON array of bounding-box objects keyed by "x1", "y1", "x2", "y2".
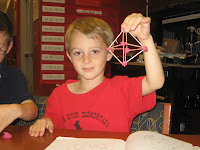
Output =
[
  {"x1": 162, "y1": 103, "x2": 172, "y2": 134},
  {"x1": 131, "y1": 102, "x2": 172, "y2": 134}
]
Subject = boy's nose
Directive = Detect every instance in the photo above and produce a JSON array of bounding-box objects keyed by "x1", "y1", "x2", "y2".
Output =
[{"x1": 83, "y1": 54, "x2": 92, "y2": 64}]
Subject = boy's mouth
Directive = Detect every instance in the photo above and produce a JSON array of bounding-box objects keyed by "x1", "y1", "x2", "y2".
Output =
[{"x1": 82, "y1": 67, "x2": 94, "y2": 72}]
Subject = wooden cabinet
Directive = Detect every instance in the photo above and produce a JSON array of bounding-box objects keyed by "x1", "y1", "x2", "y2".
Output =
[{"x1": 111, "y1": 62, "x2": 200, "y2": 134}]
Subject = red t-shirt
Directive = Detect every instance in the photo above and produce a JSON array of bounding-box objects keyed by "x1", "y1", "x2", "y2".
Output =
[{"x1": 45, "y1": 76, "x2": 156, "y2": 132}]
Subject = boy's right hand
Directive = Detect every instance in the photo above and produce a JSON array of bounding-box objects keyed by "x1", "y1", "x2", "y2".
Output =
[
  {"x1": 121, "y1": 13, "x2": 151, "y2": 42},
  {"x1": 29, "y1": 117, "x2": 54, "y2": 137}
]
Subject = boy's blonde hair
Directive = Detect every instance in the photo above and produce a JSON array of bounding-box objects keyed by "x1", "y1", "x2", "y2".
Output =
[{"x1": 65, "y1": 17, "x2": 114, "y2": 53}]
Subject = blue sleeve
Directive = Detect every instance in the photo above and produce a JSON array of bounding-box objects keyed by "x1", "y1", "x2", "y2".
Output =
[{"x1": 14, "y1": 70, "x2": 33, "y2": 104}]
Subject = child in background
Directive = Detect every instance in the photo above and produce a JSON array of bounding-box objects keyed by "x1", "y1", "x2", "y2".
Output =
[
  {"x1": 29, "y1": 13, "x2": 164, "y2": 137},
  {"x1": 0, "y1": 11, "x2": 38, "y2": 133}
]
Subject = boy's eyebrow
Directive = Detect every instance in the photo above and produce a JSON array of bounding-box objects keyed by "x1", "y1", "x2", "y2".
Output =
[
  {"x1": 70, "y1": 48, "x2": 81, "y2": 51},
  {"x1": 90, "y1": 46, "x2": 102, "y2": 48},
  {"x1": 70, "y1": 46, "x2": 103, "y2": 50}
]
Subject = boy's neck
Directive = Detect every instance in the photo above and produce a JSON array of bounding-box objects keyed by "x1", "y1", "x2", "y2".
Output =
[
  {"x1": 69, "y1": 76, "x2": 105, "y2": 94},
  {"x1": 79, "y1": 76, "x2": 104, "y2": 91}
]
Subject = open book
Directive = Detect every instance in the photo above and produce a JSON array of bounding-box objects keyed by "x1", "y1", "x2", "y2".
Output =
[{"x1": 45, "y1": 131, "x2": 200, "y2": 150}]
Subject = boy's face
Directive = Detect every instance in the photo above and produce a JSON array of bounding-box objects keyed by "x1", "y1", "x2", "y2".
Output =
[
  {"x1": 67, "y1": 30, "x2": 112, "y2": 80},
  {"x1": 0, "y1": 32, "x2": 13, "y2": 63}
]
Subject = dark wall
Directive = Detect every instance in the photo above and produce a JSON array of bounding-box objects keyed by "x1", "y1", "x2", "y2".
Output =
[{"x1": 119, "y1": 0, "x2": 146, "y2": 25}]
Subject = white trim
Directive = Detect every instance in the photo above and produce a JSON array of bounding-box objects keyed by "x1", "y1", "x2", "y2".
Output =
[{"x1": 162, "y1": 13, "x2": 200, "y2": 24}]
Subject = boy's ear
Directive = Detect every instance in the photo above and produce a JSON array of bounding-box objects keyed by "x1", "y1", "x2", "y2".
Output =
[
  {"x1": 66, "y1": 51, "x2": 72, "y2": 62},
  {"x1": 106, "y1": 50, "x2": 113, "y2": 61},
  {"x1": 6, "y1": 42, "x2": 13, "y2": 54}
]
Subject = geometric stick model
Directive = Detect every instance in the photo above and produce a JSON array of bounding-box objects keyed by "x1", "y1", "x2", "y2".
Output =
[{"x1": 107, "y1": 31, "x2": 148, "y2": 67}]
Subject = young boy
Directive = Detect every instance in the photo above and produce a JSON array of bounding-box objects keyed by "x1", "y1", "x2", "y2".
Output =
[
  {"x1": 29, "y1": 13, "x2": 164, "y2": 137},
  {"x1": 0, "y1": 11, "x2": 38, "y2": 133}
]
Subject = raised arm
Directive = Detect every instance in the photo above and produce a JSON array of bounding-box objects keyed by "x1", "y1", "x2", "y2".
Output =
[{"x1": 121, "y1": 13, "x2": 165, "y2": 96}]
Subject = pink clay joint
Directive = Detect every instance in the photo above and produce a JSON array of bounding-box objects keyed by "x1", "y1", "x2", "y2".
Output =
[
  {"x1": 142, "y1": 46, "x2": 148, "y2": 51},
  {"x1": 2, "y1": 132, "x2": 12, "y2": 139},
  {"x1": 125, "y1": 48, "x2": 130, "y2": 53},
  {"x1": 122, "y1": 61, "x2": 127, "y2": 67},
  {"x1": 120, "y1": 42, "x2": 126, "y2": 46},
  {"x1": 107, "y1": 47, "x2": 111, "y2": 51}
]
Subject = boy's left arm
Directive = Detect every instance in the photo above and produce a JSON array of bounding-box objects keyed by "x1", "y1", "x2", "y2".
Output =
[{"x1": 121, "y1": 13, "x2": 165, "y2": 96}]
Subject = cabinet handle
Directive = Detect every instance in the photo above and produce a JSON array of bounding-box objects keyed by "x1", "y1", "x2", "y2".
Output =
[{"x1": 164, "y1": 71, "x2": 168, "y2": 77}]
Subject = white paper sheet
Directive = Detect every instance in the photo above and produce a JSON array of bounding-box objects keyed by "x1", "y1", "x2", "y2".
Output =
[
  {"x1": 42, "y1": 25, "x2": 65, "y2": 33},
  {"x1": 41, "y1": 54, "x2": 64, "y2": 61},
  {"x1": 125, "y1": 131, "x2": 195, "y2": 150},
  {"x1": 42, "y1": 74, "x2": 65, "y2": 80},
  {"x1": 42, "y1": 0, "x2": 65, "y2": 4},
  {"x1": 45, "y1": 137, "x2": 125, "y2": 150},
  {"x1": 42, "y1": 16, "x2": 65, "y2": 23},
  {"x1": 41, "y1": 35, "x2": 64, "y2": 43},
  {"x1": 41, "y1": 64, "x2": 64, "y2": 71},
  {"x1": 42, "y1": 6, "x2": 65, "y2": 13}
]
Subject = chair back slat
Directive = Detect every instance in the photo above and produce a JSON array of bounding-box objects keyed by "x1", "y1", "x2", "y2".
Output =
[{"x1": 131, "y1": 102, "x2": 171, "y2": 134}]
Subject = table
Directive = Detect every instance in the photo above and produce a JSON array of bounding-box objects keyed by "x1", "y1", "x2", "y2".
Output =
[{"x1": 0, "y1": 125, "x2": 200, "y2": 150}]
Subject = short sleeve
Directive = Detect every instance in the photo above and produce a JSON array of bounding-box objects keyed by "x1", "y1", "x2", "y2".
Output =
[
  {"x1": 14, "y1": 71, "x2": 33, "y2": 103},
  {"x1": 120, "y1": 76, "x2": 156, "y2": 119}
]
